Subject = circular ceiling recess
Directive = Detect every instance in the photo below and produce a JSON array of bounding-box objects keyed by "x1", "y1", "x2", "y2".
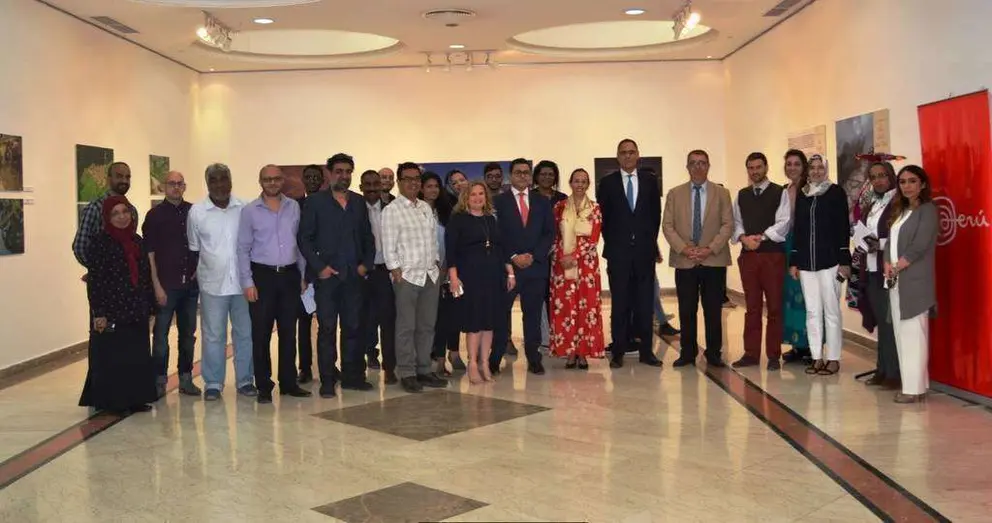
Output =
[
  {"x1": 193, "y1": 29, "x2": 403, "y2": 64},
  {"x1": 508, "y1": 20, "x2": 717, "y2": 57},
  {"x1": 129, "y1": 0, "x2": 318, "y2": 6}
]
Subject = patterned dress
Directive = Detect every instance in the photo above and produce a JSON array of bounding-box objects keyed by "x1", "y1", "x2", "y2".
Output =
[
  {"x1": 549, "y1": 199, "x2": 605, "y2": 358},
  {"x1": 783, "y1": 186, "x2": 809, "y2": 349}
]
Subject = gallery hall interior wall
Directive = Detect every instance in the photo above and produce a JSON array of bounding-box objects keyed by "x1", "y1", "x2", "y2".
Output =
[
  {"x1": 721, "y1": 0, "x2": 992, "y2": 341},
  {"x1": 194, "y1": 61, "x2": 728, "y2": 291},
  {"x1": 0, "y1": 0, "x2": 198, "y2": 370}
]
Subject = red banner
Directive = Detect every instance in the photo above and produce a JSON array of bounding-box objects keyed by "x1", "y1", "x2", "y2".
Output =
[{"x1": 918, "y1": 90, "x2": 992, "y2": 398}]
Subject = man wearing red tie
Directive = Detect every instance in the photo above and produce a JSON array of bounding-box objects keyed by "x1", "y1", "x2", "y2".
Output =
[{"x1": 491, "y1": 158, "x2": 555, "y2": 375}]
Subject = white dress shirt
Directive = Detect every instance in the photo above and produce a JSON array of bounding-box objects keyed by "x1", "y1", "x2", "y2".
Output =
[
  {"x1": 381, "y1": 196, "x2": 440, "y2": 286},
  {"x1": 187, "y1": 196, "x2": 246, "y2": 296},
  {"x1": 731, "y1": 179, "x2": 792, "y2": 244},
  {"x1": 367, "y1": 199, "x2": 385, "y2": 264},
  {"x1": 621, "y1": 169, "x2": 639, "y2": 206},
  {"x1": 865, "y1": 189, "x2": 896, "y2": 272}
]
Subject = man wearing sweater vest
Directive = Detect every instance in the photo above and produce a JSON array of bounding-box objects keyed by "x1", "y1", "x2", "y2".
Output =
[{"x1": 731, "y1": 152, "x2": 792, "y2": 370}]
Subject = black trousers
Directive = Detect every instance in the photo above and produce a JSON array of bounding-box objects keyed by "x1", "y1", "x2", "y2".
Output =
[
  {"x1": 298, "y1": 297, "x2": 314, "y2": 373},
  {"x1": 248, "y1": 264, "x2": 300, "y2": 394},
  {"x1": 867, "y1": 272, "x2": 901, "y2": 380},
  {"x1": 316, "y1": 274, "x2": 365, "y2": 384},
  {"x1": 432, "y1": 288, "x2": 461, "y2": 359},
  {"x1": 360, "y1": 266, "x2": 397, "y2": 372},
  {"x1": 675, "y1": 266, "x2": 726, "y2": 359},
  {"x1": 607, "y1": 258, "x2": 655, "y2": 358},
  {"x1": 492, "y1": 276, "x2": 546, "y2": 366}
]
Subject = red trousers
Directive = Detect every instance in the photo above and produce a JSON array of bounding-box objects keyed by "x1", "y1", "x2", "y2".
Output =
[{"x1": 740, "y1": 251, "x2": 786, "y2": 361}]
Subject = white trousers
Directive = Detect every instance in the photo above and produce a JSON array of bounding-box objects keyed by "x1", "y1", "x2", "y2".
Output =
[
  {"x1": 889, "y1": 284, "x2": 930, "y2": 395},
  {"x1": 799, "y1": 266, "x2": 843, "y2": 361}
]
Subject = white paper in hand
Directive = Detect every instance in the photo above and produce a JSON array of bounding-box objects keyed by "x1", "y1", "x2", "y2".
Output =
[{"x1": 301, "y1": 283, "x2": 317, "y2": 314}]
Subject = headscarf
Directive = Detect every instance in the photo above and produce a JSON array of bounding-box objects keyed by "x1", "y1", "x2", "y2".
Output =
[
  {"x1": 803, "y1": 154, "x2": 833, "y2": 197},
  {"x1": 102, "y1": 195, "x2": 140, "y2": 286}
]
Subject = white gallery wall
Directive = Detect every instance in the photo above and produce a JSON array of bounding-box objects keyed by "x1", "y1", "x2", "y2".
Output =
[
  {"x1": 0, "y1": 0, "x2": 198, "y2": 370},
  {"x1": 722, "y1": 0, "x2": 992, "y2": 341}
]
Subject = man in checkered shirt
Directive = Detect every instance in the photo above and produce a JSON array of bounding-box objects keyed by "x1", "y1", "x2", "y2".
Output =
[{"x1": 72, "y1": 161, "x2": 138, "y2": 269}]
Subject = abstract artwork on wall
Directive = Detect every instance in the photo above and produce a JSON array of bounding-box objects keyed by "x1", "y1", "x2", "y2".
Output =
[
  {"x1": 0, "y1": 199, "x2": 25, "y2": 256},
  {"x1": 150, "y1": 155, "x2": 170, "y2": 196},
  {"x1": 835, "y1": 109, "x2": 890, "y2": 216},
  {"x1": 76, "y1": 144, "x2": 114, "y2": 203},
  {"x1": 592, "y1": 156, "x2": 663, "y2": 199},
  {"x1": 0, "y1": 134, "x2": 24, "y2": 192}
]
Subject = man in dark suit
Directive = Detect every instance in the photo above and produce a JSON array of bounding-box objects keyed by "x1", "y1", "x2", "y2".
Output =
[
  {"x1": 297, "y1": 153, "x2": 376, "y2": 398},
  {"x1": 294, "y1": 164, "x2": 325, "y2": 384},
  {"x1": 491, "y1": 158, "x2": 555, "y2": 375},
  {"x1": 599, "y1": 139, "x2": 664, "y2": 369}
]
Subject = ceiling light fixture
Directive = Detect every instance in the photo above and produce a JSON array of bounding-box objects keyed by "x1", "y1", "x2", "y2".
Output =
[
  {"x1": 672, "y1": 0, "x2": 701, "y2": 40},
  {"x1": 252, "y1": 18, "x2": 274, "y2": 24},
  {"x1": 449, "y1": 44, "x2": 465, "y2": 49},
  {"x1": 624, "y1": 8, "x2": 646, "y2": 16},
  {"x1": 196, "y1": 11, "x2": 234, "y2": 51}
]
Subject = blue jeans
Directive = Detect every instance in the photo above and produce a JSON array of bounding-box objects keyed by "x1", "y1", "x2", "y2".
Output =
[
  {"x1": 200, "y1": 292, "x2": 253, "y2": 391},
  {"x1": 152, "y1": 286, "x2": 199, "y2": 378},
  {"x1": 653, "y1": 276, "x2": 668, "y2": 323}
]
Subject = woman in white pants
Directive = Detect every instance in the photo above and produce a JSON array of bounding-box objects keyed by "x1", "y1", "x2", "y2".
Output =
[
  {"x1": 884, "y1": 165, "x2": 937, "y2": 403},
  {"x1": 789, "y1": 155, "x2": 851, "y2": 376}
]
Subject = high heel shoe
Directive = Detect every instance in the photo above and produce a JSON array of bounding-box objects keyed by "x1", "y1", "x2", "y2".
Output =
[{"x1": 577, "y1": 358, "x2": 589, "y2": 370}]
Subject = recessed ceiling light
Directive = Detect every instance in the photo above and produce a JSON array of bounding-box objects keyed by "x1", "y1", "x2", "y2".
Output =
[
  {"x1": 449, "y1": 44, "x2": 465, "y2": 49},
  {"x1": 253, "y1": 18, "x2": 274, "y2": 24},
  {"x1": 624, "y1": 8, "x2": 646, "y2": 15}
]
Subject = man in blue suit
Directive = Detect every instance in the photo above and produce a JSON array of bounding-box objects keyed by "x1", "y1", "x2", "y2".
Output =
[
  {"x1": 599, "y1": 139, "x2": 665, "y2": 369},
  {"x1": 491, "y1": 158, "x2": 555, "y2": 375}
]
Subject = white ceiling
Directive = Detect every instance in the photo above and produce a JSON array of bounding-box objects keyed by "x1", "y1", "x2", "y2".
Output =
[{"x1": 40, "y1": 0, "x2": 816, "y2": 72}]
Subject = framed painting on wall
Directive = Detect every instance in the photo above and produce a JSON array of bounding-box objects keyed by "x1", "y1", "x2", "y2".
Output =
[
  {"x1": 0, "y1": 134, "x2": 23, "y2": 192},
  {"x1": 150, "y1": 155, "x2": 170, "y2": 196},
  {"x1": 76, "y1": 144, "x2": 114, "y2": 203},
  {"x1": 0, "y1": 199, "x2": 25, "y2": 256}
]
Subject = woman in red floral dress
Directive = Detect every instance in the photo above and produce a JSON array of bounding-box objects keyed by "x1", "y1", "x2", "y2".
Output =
[{"x1": 550, "y1": 168, "x2": 605, "y2": 368}]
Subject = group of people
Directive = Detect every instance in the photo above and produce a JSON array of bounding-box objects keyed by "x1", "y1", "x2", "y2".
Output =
[{"x1": 69, "y1": 138, "x2": 938, "y2": 414}]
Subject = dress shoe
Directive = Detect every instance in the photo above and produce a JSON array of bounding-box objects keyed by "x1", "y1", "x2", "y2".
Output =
[
  {"x1": 706, "y1": 357, "x2": 727, "y2": 368},
  {"x1": 417, "y1": 373, "x2": 449, "y2": 388},
  {"x1": 298, "y1": 369, "x2": 313, "y2": 384},
  {"x1": 341, "y1": 380, "x2": 375, "y2": 391},
  {"x1": 658, "y1": 323, "x2": 681, "y2": 337},
  {"x1": 609, "y1": 354, "x2": 624, "y2": 368},
  {"x1": 672, "y1": 356, "x2": 696, "y2": 367},
  {"x1": 280, "y1": 387, "x2": 313, "y2": 398},
  {"x1": 732, "y1": 356, "x2": 759, "y2": 368},
  {"x1": 237, "y1": 384, "x2": 259, "y2": 397},
  {"x1": 204, "y1": 389, "x2": 222, "y2": 401},
  {"x1": 401, "y1": 376, "x2": 423, "y2": 393},
  {"x1": 318, "y1": 383, "x2": 337, "y2": 398},
  {"x1": 767, "y1": 359, "x2": 781, "y2": 370},
  {"x1": 257, "y1": 392, "x2": 273, "y2": 404},
  {"x1": 528, "y1": 362, "x2": 546, "y2": 375},
  {"x1": 178, "y1": 375, "x2": 202, "y2": 396},
  {"x1": 383, "y1": 370, "x2": 398, "y2": 385},
  {"x1": 639, "y1": 354, "x2": 664, "y2": 367}
]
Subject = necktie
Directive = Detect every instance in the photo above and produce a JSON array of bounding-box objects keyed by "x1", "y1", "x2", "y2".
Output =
[
  {"x1": 625, "y1": 175, "x2": 635, "y2": 211},
  {"x1": 518, "y1": 192, "x2": 529, "y2": 226},
  {"x1": 754, "y1": 187, "x2": 762, "y2": 197},
  {"x1": 692, "y1": 185, "x2": 702, "y2": 245}
]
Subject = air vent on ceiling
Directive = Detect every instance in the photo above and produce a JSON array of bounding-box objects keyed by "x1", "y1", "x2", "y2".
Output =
[
  {"x1": 764, "y1": 0, "x2": 803, "y2": 17},
  {"x1": 91, "y1": 16, "x2": 139, "y2": 34},
  {"x1": 422, "y1": 8, "x2": 477, "y2": 26}
]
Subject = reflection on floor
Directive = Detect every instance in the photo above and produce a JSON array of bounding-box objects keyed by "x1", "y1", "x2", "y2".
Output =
[{"x1": 0, "y1": 299, "x2": 990, "y2": 522}]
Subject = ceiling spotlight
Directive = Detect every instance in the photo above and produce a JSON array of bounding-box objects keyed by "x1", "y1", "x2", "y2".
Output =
[
  {"x1": 624, "y1": 8, "x2": 646, "y2": 15},
  {"x1": 196, "y1": 11, "x2": 234, "y2": 52},
  {"x1": 253, "y1": 18, "x2": 274, "y2": 24},
  {"x1": 449, "y1": 44, "x2": 465, "y2": 49}
]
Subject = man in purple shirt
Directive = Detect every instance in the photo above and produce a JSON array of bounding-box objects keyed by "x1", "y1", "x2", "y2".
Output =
[
  {"x1": 143, "y1": 171, "x2": 201, "y2": 398},
  {"x1": 237, "y1": 164, "x2": 312, "y2": 404}
]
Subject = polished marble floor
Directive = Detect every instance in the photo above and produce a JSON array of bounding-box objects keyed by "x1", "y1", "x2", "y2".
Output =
[{"x1": 0, "y1": 299, "x2": 990, "y2": 522}]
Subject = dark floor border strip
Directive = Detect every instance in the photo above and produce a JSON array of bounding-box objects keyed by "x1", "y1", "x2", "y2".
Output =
[
  {"x1": 0, "y1": 346, "x2": 232, "y2": 491},
  {"x1": 704, "y1": 367, "x2": 950, "y2": 522},
  {"x1": 0, "y1": 342, "x2": 89, "y2": 392}
]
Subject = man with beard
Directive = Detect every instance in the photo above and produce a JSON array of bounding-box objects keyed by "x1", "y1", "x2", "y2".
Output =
[
  {"x1": 237, "y1": 165, "x2": 313, "y2": 403},
  {"x1": 295, "y1": 164, "x2": 325, "y2": 383},
  {"x1": 299, "y1": 153, "x2": 376, "y2": 397},
  {"x1": 73, "y1": 162, "x2": 138, "y2": 268},
  {"x1": 378, "y1": 167, "x2": 396, "y2": 204}
]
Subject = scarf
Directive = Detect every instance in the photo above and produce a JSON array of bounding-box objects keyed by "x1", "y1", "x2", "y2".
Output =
[
  {"x1": 102, "y1": 195, "x2": 140, "y2": 287},
  {"x1": 803, "y1": 154, "x2": 833, "y2": 197},
  {"x1": 560, "y1": 196, "x2": 593, "y2": 280}
]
